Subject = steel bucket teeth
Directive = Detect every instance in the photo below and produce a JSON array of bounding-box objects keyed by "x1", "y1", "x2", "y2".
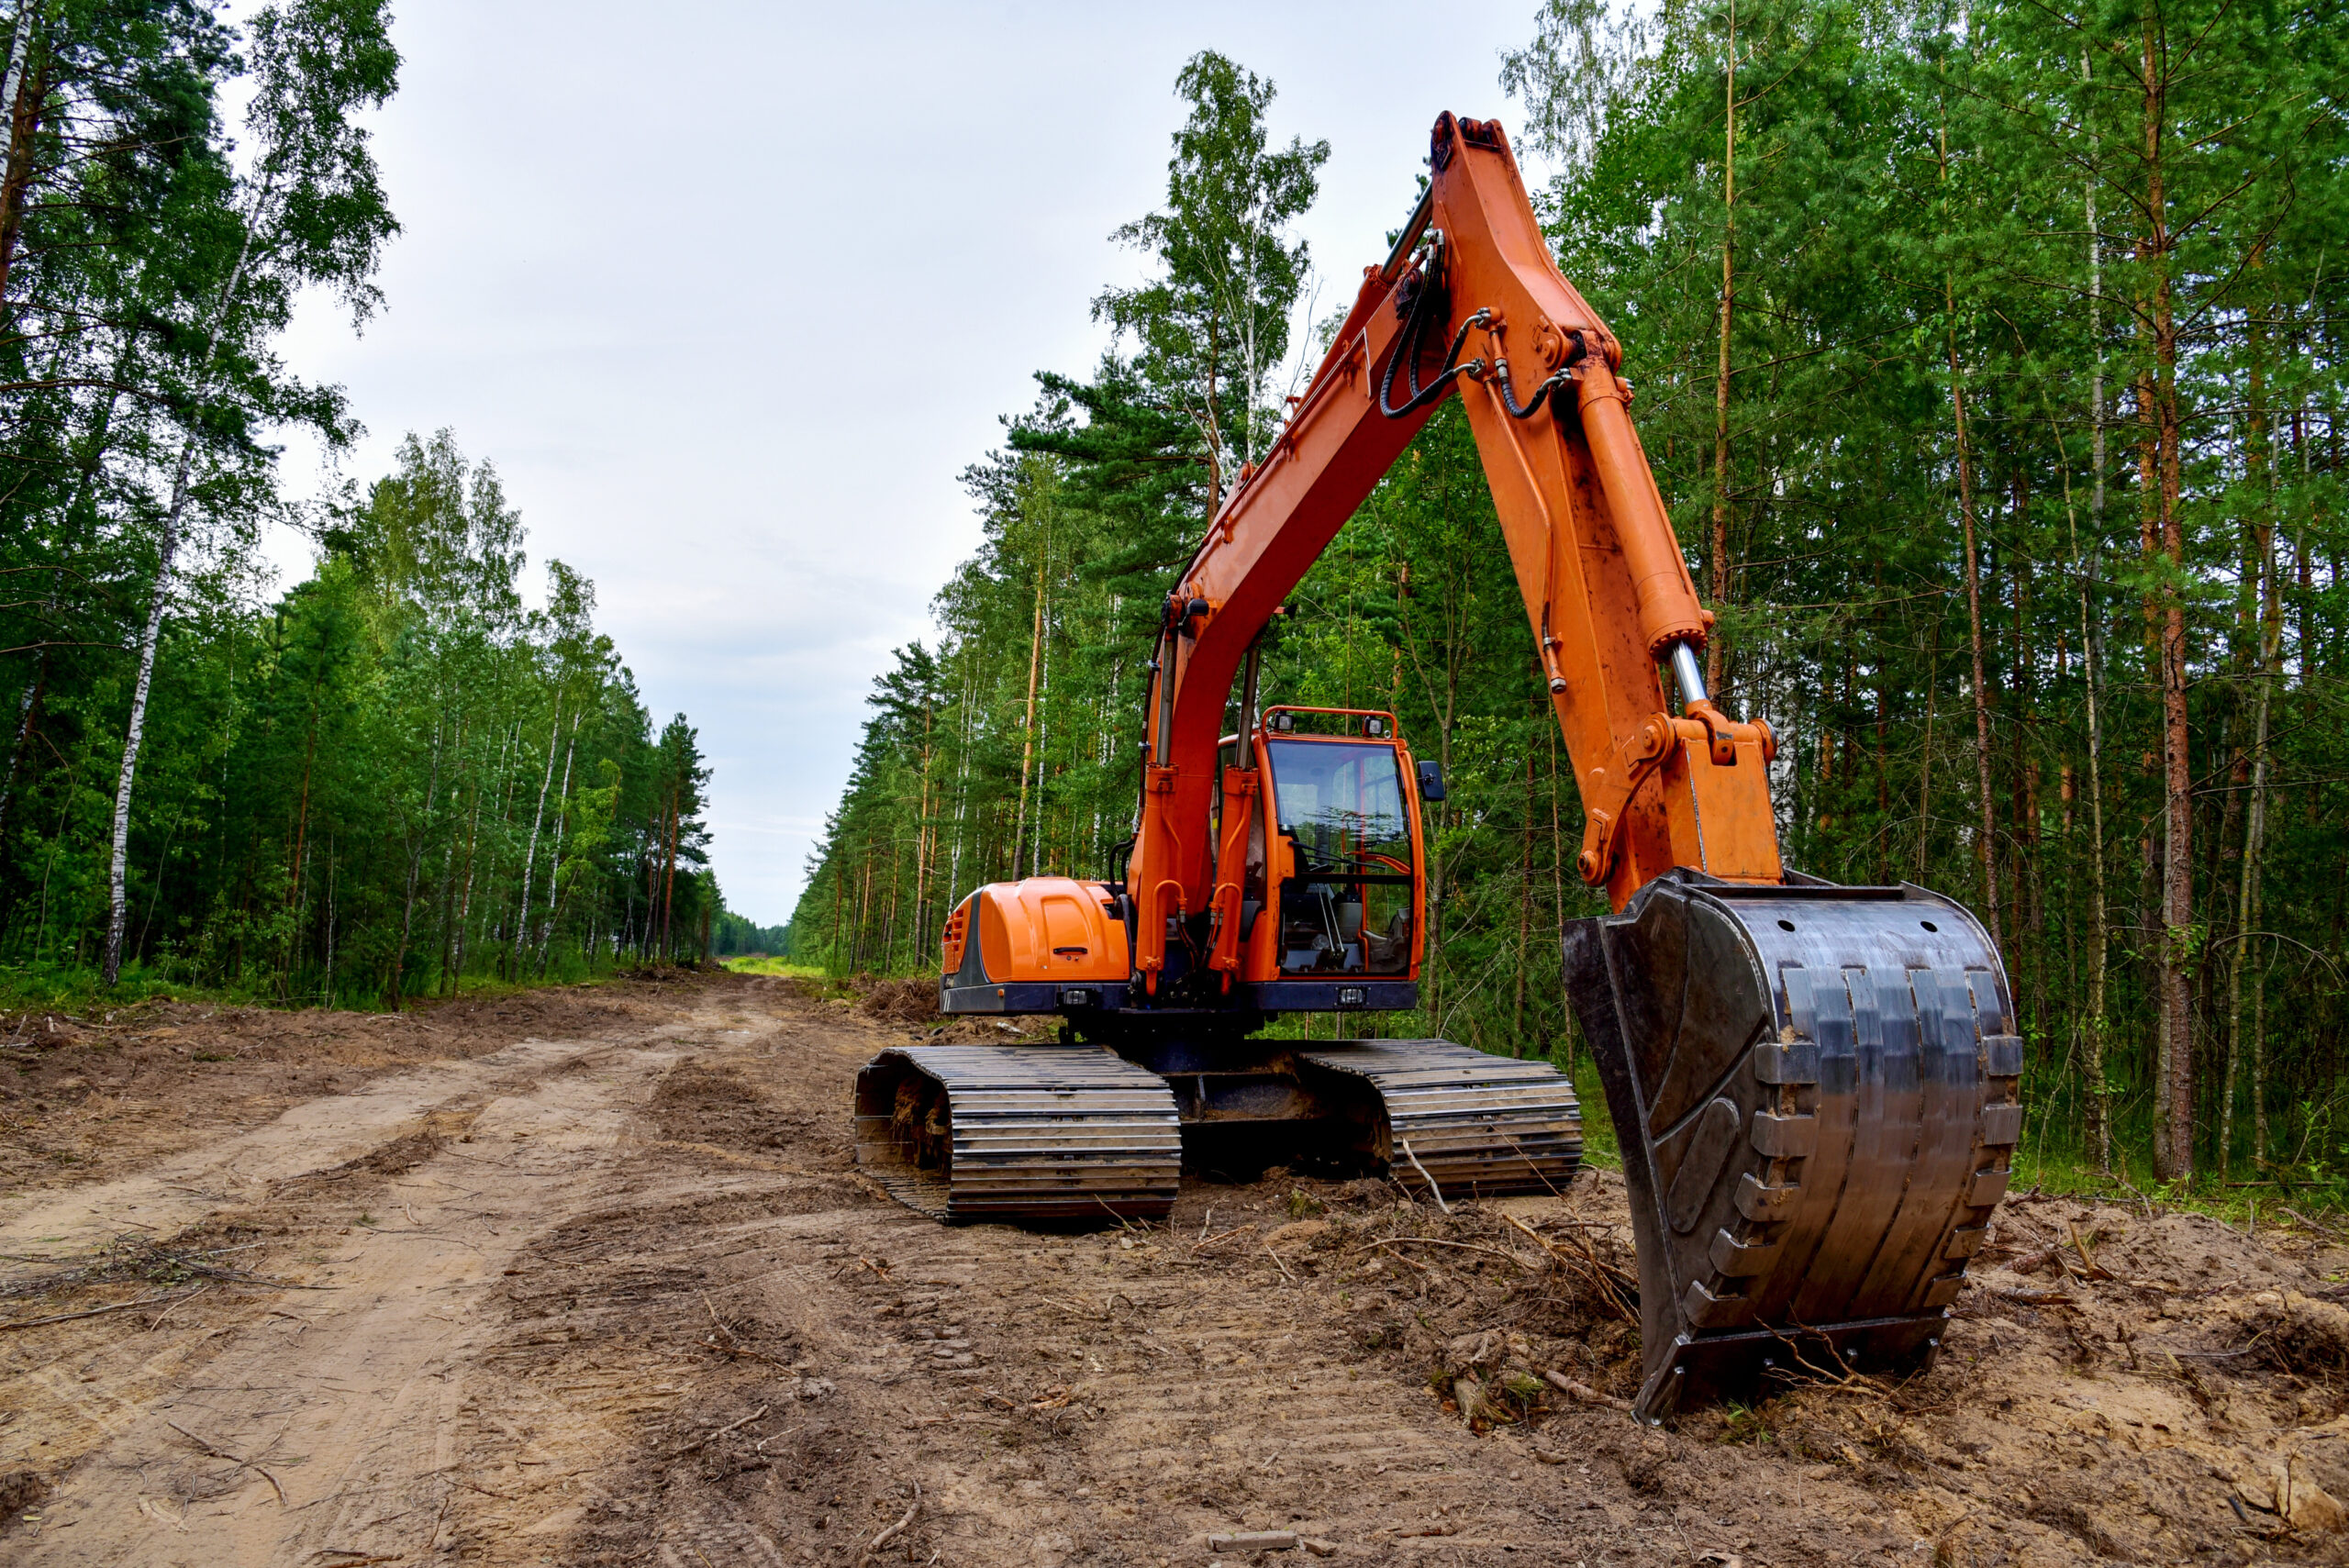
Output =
[
  {"x1": 1564, "y1": 870, "x2": 2023, "y2": 1422},
  {"x1": 853, "y1": 1045, "x2": 1182, "y2": 1223}
]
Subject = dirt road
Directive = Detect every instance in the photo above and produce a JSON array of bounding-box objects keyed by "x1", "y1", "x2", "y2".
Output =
[{"x1": 4, "y1": 973, "x2": 2347, "y2": 1566}]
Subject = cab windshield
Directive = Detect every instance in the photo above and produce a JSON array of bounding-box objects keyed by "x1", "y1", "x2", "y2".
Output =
[{"x1": 1264, "y1": 739, "x2": 1414, "y2": 975}]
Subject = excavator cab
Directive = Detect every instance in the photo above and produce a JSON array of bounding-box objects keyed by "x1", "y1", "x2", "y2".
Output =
[{"x1": 1244, "y1": 708, "x2": 1419, "y2": 982}]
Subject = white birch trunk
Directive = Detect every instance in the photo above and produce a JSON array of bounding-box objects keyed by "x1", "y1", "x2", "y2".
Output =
[
  {"x1": 537, "y1": 714, "x2": 578, "y2": 974},
  {"x1": 0, "y1": 6, "x2": 32, "y2": 120},
  {"x1": 103, "y1": 192, "x2": 265, "y2": 983},
  {"x1": 512, "y1": 695, "x2": 562, "y2": 975}
]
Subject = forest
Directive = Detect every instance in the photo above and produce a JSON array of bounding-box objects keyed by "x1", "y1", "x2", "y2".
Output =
[
  {"x1": 790, "y1": 1, "x2": 2349, "y2": 1190},
  {"x1": 0, "y1": 1, "x2": 732, "y2": 1005}
]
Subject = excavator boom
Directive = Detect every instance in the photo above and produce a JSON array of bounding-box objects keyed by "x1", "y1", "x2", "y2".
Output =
[{"x1": 857, "y1": 113, "x2": 2022, "y2": 1423}]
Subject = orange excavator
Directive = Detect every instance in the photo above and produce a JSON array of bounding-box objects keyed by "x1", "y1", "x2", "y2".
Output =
[{"x1": 856, "y1": 113, "x2": 2022, "y2": 1420}]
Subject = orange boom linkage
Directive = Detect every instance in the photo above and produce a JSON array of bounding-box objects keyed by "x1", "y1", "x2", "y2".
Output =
[{"x1": 856, "y1": 115, "x2": 2024, "y2": 1422}]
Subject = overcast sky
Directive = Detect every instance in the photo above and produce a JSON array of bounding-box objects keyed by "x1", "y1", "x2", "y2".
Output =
[{"x1": 267, "y1": 0, "x2": 1553, "y2": 926}]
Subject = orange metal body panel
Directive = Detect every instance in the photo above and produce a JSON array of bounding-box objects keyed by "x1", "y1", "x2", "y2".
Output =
[
  {"x1": 1125, "y1": 113, "x2": 1786, "y2": 989},
  {"x1": 966, "y1": 877, "x2": 1130, "y2": 984}
]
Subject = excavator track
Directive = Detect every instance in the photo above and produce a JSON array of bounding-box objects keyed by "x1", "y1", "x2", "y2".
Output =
[
  {"x1": 852, "y1": 1045, "x2": 1181, "y2": 1222},
  {"x1": 1298, "y1": 1040, "x2": 1583, "y2": 1200}
]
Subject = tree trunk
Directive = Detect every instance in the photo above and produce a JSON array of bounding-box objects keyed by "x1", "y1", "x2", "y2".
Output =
[
  {"x1": 1946, "y1": 324, "x2": 2003, "y2": 961},
  {"x1": 2081, "y1": 130, "x2": 2114, "y2": 1171},
  {"x1": 1030, "y1": 593, "x2": 1056, "y2": 879},
  {"x1": 2232, "y1": 303, "x2": 2282, "y2": 1172},
  {"x1": 912, "y1": 698, "x2": 934, "y2": 954},
  {"x1": 0, "y1": 3, "x2": 45, "y2": 311},
  {"x1": 2220, "y1": 320, "x2": 2266, "y2": 1173},
  {"x1": 1012, "y1": 552, "x2": 1045, "y2": 878},
  {"x1": 512, "y1": 695, "x2": 562, "y2": 975},
  {"x1": 2142, "y1": 17, "x2": 2194, "y2": 1180},
  {"x1": 1708, "y1": 0, "x2": 1736, "y2": 696},
  {"x1": 1916, "y1": 620, "x2": 1938, "y2": 877},
  {"x1": 1549, "y1": 718, "x2": 1567, "y2": 1067},
  {"x1": 1513, "y1": 725, "x2": 1533, "y2": 1056},
  {"x1": 103, "y1": 194, "x2": 265, "y2": 984},
  {"x1": 0, "y1": 654, "x2": 46, "y2": 830},
  {"x1": 388, "y1": 724, "x2": 443, "y2": 1010},
  {"x1": 660, "y1": 790, "x2": 680, "y2": 962}
]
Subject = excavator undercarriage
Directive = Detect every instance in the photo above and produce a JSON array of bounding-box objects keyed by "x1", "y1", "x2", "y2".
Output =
[{"x1": 853, "y1": 1032, "x2": 1584, "y2": 1221}]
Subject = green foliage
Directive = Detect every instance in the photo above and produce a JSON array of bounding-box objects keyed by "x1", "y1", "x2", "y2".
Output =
[
  {"x1": 0, "y1": 11, "x2": 730, "y2": 1002},
  {"x1": 1, "y1": 425, "x2": 721, "y2": 1001},
  {"x1": 817, "y1": 8, "x2": 2349, "y2": 1194},
  {"x1": 1094, "y1": 50, "x2": 1330, "y2": 502},
  {"x1": 712, "y1": 907, "x2": 789, "y2": 958}
]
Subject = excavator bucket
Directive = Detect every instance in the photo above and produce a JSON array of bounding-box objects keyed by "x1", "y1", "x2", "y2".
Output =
[{"x1": 1564, "y1": 871, "x2": 2022, "y2": 1423}]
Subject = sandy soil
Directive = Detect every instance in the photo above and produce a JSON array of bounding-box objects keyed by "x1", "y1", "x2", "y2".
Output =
[{"x1": 3, "y1": 972, "x2": 2347, "y2": 1566}]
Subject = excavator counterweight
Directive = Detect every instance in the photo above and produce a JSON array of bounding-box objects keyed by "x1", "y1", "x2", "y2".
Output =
[{"x1": 852, "y1": 112, "x2": 2021, "y2": 1424}]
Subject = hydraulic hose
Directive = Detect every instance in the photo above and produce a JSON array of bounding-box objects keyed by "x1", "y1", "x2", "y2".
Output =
[
  {"x1": 1377, "y1": 261, "x2": 1489, "y2": 419},
  {"x1": 1488, "y1": 357, "x2": 1575, "y2": 420}
]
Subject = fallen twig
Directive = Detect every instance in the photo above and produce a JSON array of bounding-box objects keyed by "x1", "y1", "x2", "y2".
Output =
[
  {"x1": 1987, "y1": 1286, "x2": 2082, "y2": 1310},
  {"x1": 702, "y1": 1335, "x2": 794, "y2": 1369},
  {"x1": 1397, "y1": 1137, "x2": 1450, "y2": 1213},
  {"x1": 1765, "y1": 1324, "x2": 1892, "y2": 1397},
  {"x1": 659, "y1": 1405, "x2": 767, "y2": 1461},
  {"x1": 1369, "y1": 1236, "x2": 1540, "y2": 1272},
  {"x1": 165, "y1": 1418, "x2": 288, "y2": 1507},
  {"x1": 858, "y1": 1480, "x2": 921, "y2": 1564},
  {"x1": 1, "y1": 1289, "x2": 195, "y2": 1330},
  {"x1": 2066, "y1": 1222, "x2": 2115, "y2": 1281},
  {"x1": 1261, "y1": 1237, "x2": 1297, "y2": 1287},
  {"x1": 149, "y1": 1284, "x2": 211, "y2": 1330},
  {"x1": 1542, "y1": 1369, "x2": 1631, "y2": 1412},
  {"x1": 1505, "y1": 1213, "x2": 1637, "y2": 1322}
]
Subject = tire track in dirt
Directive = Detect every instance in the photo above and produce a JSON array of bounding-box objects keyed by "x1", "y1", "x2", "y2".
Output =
[
  {"x1": 428, "y1": 989, "x2": 1631, "y2": 1565},
  {"x1": 1, "y1": 1006, "x2": 755, "y2": 1565}
]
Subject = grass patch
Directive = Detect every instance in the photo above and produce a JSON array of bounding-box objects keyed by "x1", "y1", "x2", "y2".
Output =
[
  {"x1": 0, "y1": 956, "x2": 636, "y2": 1020},
  {"x1": 723, "y1": 956, "x2": 825, "y2": 978},
  {"x1": 1565, "y1": 1050, "x2": 1620, "y2": 1169},
  {"x1": 0, "y1": 959, "x2": 228, "y2": 1017}
]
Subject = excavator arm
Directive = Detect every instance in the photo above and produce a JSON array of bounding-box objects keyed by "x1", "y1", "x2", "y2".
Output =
[
  {"x1": 1118, "y1": 114, "x2": 2022, "y2": 1420},
  {"x1": 1129, "y1": 113, "x2": 1777, "y2": 982}
]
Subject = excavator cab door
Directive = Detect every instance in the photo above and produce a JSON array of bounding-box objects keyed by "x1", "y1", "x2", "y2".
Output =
[{"x1": 1258, "y1": 729, "x2": 1418, "y2": 979}]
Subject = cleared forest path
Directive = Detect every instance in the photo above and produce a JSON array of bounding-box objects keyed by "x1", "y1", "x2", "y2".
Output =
[{"x1": 5, "y1": 973, "x2": 2348, "y2": 1566}]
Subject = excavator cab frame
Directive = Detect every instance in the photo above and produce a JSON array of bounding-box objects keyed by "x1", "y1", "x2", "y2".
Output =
[{"x1": 1219, "y1": 706, "x2": 1427, "y2": 994}]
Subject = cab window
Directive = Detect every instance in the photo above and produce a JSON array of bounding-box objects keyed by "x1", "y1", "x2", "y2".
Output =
[{"x1": 1264, "y1": 740, "x2": 1414, "y2": 975}]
